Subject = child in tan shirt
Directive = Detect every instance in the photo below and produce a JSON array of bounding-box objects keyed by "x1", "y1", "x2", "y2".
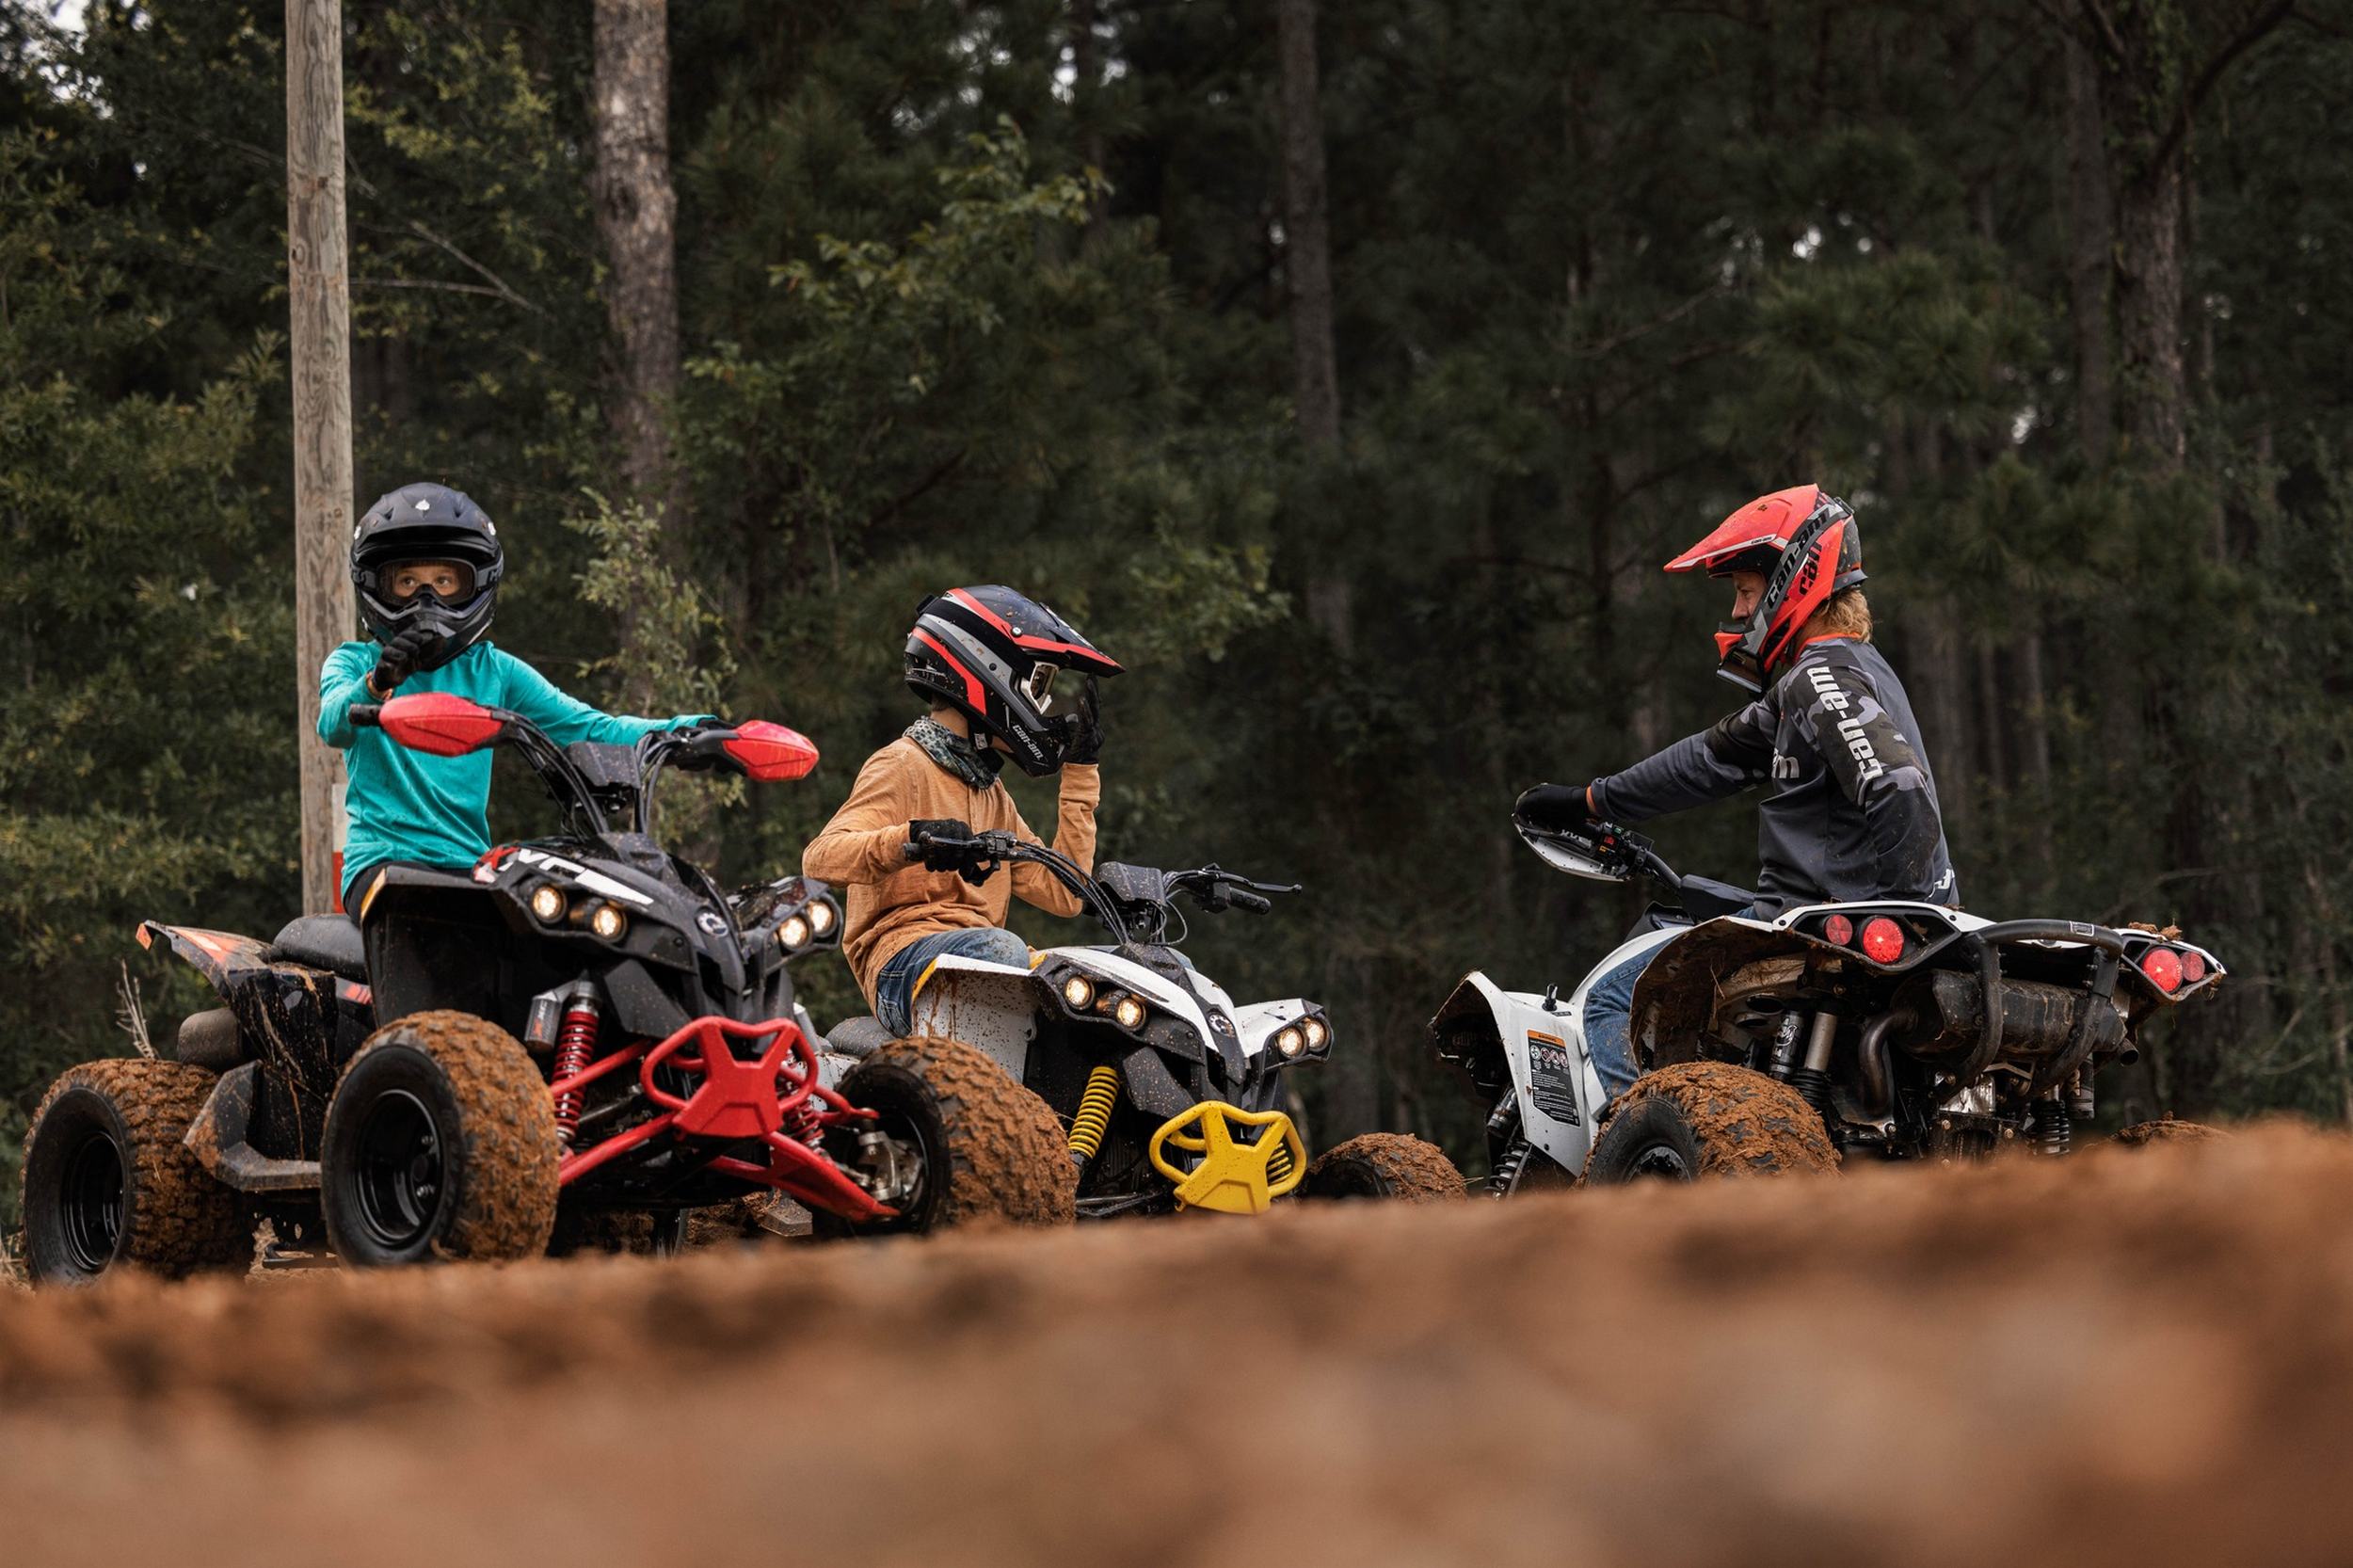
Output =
[{"x1": 804, "y1": 586, "x2": 1120, "y2": 1034}]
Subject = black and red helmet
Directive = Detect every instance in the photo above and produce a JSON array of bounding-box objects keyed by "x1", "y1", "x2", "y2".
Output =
[
  {"x1": 905, "y1": 586, "x2": 1123, "y2": 776},
  {"x1": 350, "y1": 482, "x2": 504, "y2": 668},
  {"x1": 1665, "y1": 485, "x2": 1865, "y2": 692}
]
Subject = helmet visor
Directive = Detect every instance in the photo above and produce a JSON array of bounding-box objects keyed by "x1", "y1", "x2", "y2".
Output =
[{"x1": 382, "y1": 559, "x2": 478, "y2": 603}]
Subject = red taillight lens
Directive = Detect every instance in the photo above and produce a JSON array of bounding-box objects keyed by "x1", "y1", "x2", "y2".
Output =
[
  {"x1": 1821, "y1": 913, "x2": 1855, "y2": 946},
  {"x1": 1859, "y1": 917, "x2": 1905, "y2": 965},
  {"x1": 379, "y1": 692, "x2": 507, "y2": 756},
  {"x1": 2141, "y1": 948, "x2": 2184, "y2": 994},
  {"x1": 2181, "y1": 949, "x2": 2206, "y2": 984}
]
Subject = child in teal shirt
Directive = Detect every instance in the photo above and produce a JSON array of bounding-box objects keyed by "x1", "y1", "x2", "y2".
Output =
[{"x1": 321, "y1": 482, "x2": 709, "y2": 909}]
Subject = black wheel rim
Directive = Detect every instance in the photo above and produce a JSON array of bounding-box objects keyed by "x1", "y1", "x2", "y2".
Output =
[
  {"x1": 1627, "y1": 1142, "x2": 1693, "y2": 1180},
  {"x1": 353, "y1": 1088, "x2": 447, "y2": 1251},
  {"x1": 59, "y1": 1130, "x2": 125, "y2": 1273},
  {"x1": 1313, "y1": 1160, "x2": 1385, "y2": 1199}
]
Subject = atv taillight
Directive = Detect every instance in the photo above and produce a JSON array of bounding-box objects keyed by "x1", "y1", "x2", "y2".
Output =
[
  {"x1": 1859, "y1": 917, "x2": 1905, "y2": 964},
  {"x1": 2141, "y1": 947, "x2": 2184, "y2": 994},
  {"x1": 2181, "y1": 949, "x2": 2206, "y2": 984},
  {"x1": 1820, "y1": 913, "x2": 1854, "y2": 946}
]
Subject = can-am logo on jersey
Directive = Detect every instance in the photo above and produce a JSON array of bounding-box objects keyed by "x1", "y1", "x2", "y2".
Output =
[{"x1": 1807, "y1": 665, "x2": 1885, "y2": 785}]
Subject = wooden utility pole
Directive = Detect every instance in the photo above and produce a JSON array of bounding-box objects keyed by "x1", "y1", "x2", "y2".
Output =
[{"x1": 287, "y1": 0, "x2": 357, "y2": 914}]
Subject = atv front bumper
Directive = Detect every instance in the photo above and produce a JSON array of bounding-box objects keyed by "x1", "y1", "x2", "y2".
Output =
[{"x1": 1147, "y1": 1101, "x2": 1307, "y2": 1214}]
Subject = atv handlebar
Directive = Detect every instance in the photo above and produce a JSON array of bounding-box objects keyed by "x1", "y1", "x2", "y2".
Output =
[
  {"x1": 900, "y1": 828, "x2": 1295, "y2": 942},
  {"x1": 359, "y1": 692, "x2": 816, "y2": 841}
]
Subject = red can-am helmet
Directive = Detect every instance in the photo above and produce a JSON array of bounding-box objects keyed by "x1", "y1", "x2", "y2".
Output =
[{"x1": 1664, "y1": 485, "x2": 1865, "y2": 692}]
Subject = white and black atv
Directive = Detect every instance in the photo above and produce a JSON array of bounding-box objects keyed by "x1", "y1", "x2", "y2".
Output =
[
  {"x1": 819, "y1": 827, "x2": 1464, "y2": 1219},
  {"x1": 1430, "y1": 810, "x2": 2227, "y2": 1189}
]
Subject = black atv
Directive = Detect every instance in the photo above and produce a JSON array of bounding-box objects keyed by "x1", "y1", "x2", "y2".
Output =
[{"x1": 17, "y1": 693, "x2": 1072, "y2": 1283}]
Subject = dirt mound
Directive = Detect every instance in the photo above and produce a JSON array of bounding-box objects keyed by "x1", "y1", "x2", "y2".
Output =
[{"x1": 6, "y1": 1125, "x2": 2353, "y2": 1567}]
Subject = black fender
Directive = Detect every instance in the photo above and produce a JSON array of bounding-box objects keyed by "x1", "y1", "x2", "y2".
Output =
[{"x1": 138, "y1": 920, "x2": 362, "y2": 1160}]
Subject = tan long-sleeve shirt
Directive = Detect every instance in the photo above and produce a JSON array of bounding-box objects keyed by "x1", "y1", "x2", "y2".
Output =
[{"x1": 801, "y1": 737, "x2": 1101, "y2": 1007}]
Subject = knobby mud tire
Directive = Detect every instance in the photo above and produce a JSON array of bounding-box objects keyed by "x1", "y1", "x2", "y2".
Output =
[
  {"x1": 321, "y1": 1011, "x2": 559, "y2": 1267},
  {"x1": 2113, "y1": 1115, "x2": 2228, "y2": 1147},
  {"x1": 1301, "y1": 1132, "x2": 1468, "y2": 1202},
  {"x1": 1584, "y1": 1061, "x2": 1840, "y2": 1184},
  {"x1": 821, "y1": 1036, "x2": 1075, "y2": 1237},
  {"x1": 20, "y1": 1060, "x2": 248, "y2": 1284}
]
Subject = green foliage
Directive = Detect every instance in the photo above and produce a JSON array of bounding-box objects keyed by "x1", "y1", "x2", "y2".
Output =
[
  {"x1": 562, "y1": 489, "x2": 741, "y2": 845},
  {"x1": 0, "y1": 125, "x2": 285, "y2": 1224}
]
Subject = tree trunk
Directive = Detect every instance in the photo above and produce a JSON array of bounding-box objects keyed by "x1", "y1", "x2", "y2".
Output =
[
  {"x1": 592, "y1": 0, "x2": 683, "y2": 527},
  {"x1": 2016, "y1": 628, "x2": 2056, "y2": 877},
  {"x1": 1274, "y1": 0, "x2": 1350, "y2": 655},
  {"x1": 2064, "y1": 30, "x2": 2114, "y2": 466},
  {"x1": 285, "y1": 0, "x2": 357, "y2": 916},
  {"x1": 2114, "y1": 152, "x2": 2188, "y2": 471}
]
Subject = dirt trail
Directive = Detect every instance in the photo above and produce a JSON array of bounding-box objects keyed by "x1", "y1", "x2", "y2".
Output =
[{"x1": 7, "y1": 1128, "x2": 2353, "y2": 1568}]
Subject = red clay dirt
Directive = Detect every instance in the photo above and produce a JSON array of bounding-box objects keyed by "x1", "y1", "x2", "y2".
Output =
[{"x1": 5, "y1": 1126, "x2": 2353, "y2": 1567}]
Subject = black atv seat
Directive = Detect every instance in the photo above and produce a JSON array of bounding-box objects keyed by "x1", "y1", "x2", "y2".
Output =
[
  {"x1": 824, "y1": 1016, "x2": 893, "y2": 1059},
  {"x1": 268, "y1": 914, "x2": 367, "y2": 982},
  {"x1": 1678, "y1": 875, "x2": 1759, "y2": 921}
]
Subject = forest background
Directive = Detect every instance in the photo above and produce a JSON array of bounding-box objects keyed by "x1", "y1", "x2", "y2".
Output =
[{"x1": 5, "y1": 0, "x2": 2350, "y2": 1219}]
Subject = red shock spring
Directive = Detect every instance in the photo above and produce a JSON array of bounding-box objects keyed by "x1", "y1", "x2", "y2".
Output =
[{"x1": 552, "y1": 1000, "x2": 600, "y2": 1144}]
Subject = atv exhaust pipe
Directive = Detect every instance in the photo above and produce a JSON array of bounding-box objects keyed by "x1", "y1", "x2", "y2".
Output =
[{"x1": 1855, "y1": 1009, "x2": 1913, "y2": 1121}]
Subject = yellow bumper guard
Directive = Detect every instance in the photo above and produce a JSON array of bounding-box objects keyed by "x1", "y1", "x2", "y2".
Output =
[{"x1": 1146, "y1": 1101, "x2": 1307, "y2": 1214}]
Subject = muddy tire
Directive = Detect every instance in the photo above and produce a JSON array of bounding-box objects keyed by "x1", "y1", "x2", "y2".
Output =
[
  {"x1": 321, "y1": 1011, "x2": 559, "y2": 1267},
  {"x1": 2113, "y1": 1115, "x2": 2228, "y2": 1147},
  {"x1": 1584, "y1": 1061, "x2": 1839, "y2": 1183},
  {"x1": 19, "y1": 1060, "x2": 248, "y2": 1284},
  {"x1": 818, "y1": 1036, "x2": 1075, "y2": 1236},
  {"x1": 1301, "y1": 1133, "x2": 1467, "y2": 1202}
]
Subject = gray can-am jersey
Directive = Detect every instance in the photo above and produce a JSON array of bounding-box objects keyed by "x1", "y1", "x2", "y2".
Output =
[{"x1": 1587, "y1": 637, "x2": 1959, "y2": 915}]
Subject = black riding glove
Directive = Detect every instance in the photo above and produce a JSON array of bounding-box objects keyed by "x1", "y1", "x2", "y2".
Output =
[
  {"x1": 1513, "y1": 782, "x2": 1599, "y2": 833},
  {"x1": 369, "y1": 627, "x2": 440, "y2": 697},
  {"x1": 1063, "y1": 709, "x2": 1104, "y2": 768},
  {"x1": 908, "y1": 819, "x2": 979, "y2": 872},
  {"x1": 1059, "y1": 676, "x2": 1104, "y2": 767}
]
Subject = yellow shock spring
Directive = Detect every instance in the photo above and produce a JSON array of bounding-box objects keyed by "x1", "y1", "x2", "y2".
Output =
[
  {"x1": 1067, "y1": 1064, "x2": 1121, "y2": 1165},
  {"x1": 1266, "y1": 1138, "x2": 1296, "y2": 1187}
]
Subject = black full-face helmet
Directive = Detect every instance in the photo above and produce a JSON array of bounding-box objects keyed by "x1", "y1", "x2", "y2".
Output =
[
  {"x1": 904, "y1": 585, "x2": 1123, "y2": 777},
  {"x1": 351, "y1": 482, "x2": 504, "y2": 669}
]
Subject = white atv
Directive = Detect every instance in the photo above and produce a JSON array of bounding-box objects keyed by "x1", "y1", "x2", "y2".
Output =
[
  {"x1": 819, "y1": 828, "x2": 1464, "y2": 1219},
  {"x1": 1430, "y1": 810, "x2": 2228, "y2": 1189}
]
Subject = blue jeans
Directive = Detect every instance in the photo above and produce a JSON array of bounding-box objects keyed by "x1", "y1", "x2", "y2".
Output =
[
  {"x1": 1581, "y1": 908, "x2": 1756, "y2": 1106},
  {"x1": 874, "y1": 927, "x2": 1032, "y2": 1036}
]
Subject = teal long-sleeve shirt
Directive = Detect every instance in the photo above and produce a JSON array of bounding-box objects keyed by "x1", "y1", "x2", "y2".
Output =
[{"x1": 319, "y1": 639, "x2": 709, "y2": 894}]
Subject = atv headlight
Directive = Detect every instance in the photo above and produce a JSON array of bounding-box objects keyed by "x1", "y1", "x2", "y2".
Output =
[
  {"x1": 1061, "y1": 973, "x2": 1096, "y2": 1010},
  {"x1": 1303, "y1": 1016, "x2": 1328, "y2": 1050},
  {"x1": 1275, "y1": 1025, "x2": 1306, "y2": 1058},
  {"x1": 588, "y1": 903, "x2": 627, "y2": 942},
  {"x1": 779, "y1": 913, "x2": 812, "y2": 951},
  {"x1": 530, "y1": 884, "x2": 567, "y2": 923},
  {"x1": 808, "y1": 898, "x2": 837, "y2": 938},
  {"x1": 1113, "y1": 995, "x2": 1148, "y2": 1031}
]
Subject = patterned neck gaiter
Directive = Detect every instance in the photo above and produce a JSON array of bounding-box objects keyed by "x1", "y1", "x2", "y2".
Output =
[{"x1": 905, "y1": 717, "x2": 1003, "y2": 791}]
